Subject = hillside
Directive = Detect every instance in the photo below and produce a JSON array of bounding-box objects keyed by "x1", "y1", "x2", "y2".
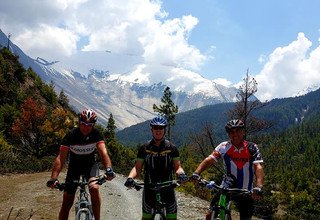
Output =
[
  {"x1": 0, "y1": 47, "x2": 77, "y2": 173},
  {"x1": 116, "y1": 88, "x2": 320, "y2": 147}
]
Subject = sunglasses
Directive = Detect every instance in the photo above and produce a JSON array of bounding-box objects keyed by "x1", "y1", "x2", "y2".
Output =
[
  {"x1": 152, "y1": 126, "x2": 165, "y2": 130},
  {"x1": 80, "y1": 121, "x2": 94, "y2": 127}
]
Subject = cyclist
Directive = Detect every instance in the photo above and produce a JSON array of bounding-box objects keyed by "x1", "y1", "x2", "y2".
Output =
[
  {"x1": 192, "y1": 119, "x2": 264, "y2": 220},
  {"x1": 124, "y1": 115, "x2": 188, "y2": 220},
  {"x1": 46, "y1": 109, "x2": 115, "y2": 220}
]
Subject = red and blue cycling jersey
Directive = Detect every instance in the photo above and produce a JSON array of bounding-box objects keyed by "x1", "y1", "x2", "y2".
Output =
[{"x1": 210, "y1": 140, "x2": 263, "y2": 190}]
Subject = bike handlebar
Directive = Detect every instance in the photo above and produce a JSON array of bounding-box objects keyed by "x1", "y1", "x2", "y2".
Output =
[
  {"x1": 132, "y1": 180, "x2": 180, "y2": 191},
  {"x1": 198, "y1": 179, "x2": 250, "y2": 195},
  {"x1": 55, "y1": 176, "x2": 107, "y2": 191}
]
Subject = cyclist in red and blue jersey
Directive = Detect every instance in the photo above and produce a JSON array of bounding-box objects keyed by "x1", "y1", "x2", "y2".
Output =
[
  {"x1": 192, "y1": 119, "x2": 265, "y2": 220},
  {"x1": 47, "y1": 109, "x2": 115, "y2": 220},
  {"x1": 124, "y1": 116, "x2": 187, "y2": 220}
]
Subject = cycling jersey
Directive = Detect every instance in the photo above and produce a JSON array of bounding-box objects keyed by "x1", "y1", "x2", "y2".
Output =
[
  {"x1": 210, "y1": 140, "x2": 263, "y2": 190},
  {"x1": 59, "y1": 127, "x2": 104, "y2": 194},
  {"x1": 60, "y1": 127, "x2": 104, "y2": 166},
  {"x1": 137, "y1": 139, "x2": 180, "y2": 184},
  {"x1": 137, "y1": 139, "x2": 179, "y2": 218}
]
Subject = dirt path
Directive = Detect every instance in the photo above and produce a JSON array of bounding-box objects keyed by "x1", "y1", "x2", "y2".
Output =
[{"x1": 0, "y1": 172, "x2": 210, "y2": 220}]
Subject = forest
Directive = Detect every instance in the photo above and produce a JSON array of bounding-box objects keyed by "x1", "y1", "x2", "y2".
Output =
[{"x1": 0, "y1": 48, "x2": 319, "y2": 219}]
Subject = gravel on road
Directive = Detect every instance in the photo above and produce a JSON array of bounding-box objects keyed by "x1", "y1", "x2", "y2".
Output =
[{"x1": 0, "y1": 171, "x2": 209, "y2": 220}]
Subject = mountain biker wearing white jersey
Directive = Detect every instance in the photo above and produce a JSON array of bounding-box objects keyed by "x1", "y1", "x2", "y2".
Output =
[
  {"x1": 124, "y1": 116, "x2": 188, "y2": 220},
  {"x1": 46, "y1": 109, "x2": 115, "y2": 220},
  {"x1": 192, "y1": 119, "x2": 265, "y2": 220}
]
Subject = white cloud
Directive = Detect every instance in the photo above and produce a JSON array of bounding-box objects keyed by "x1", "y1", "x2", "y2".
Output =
[
  {"x1": 0, "y1": 0, "x2": 207, "y2": 75},
  {"x1": 14, "y1": 25, "x2": 79, "y2": 59},
  {"x1": 255, "y1": 33, "x2": 320, "y2": 101}
]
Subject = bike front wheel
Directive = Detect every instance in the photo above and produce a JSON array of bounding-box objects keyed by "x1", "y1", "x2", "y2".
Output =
[
  {"x1": 153, "y1": 213, "x2": 165, "y2": 220},
  {"x1": 77, "y1": 210, "x2": 91, "y2": 220},
  {"x1": 224, "y1": 213, "x2": 231, "y2": 220}
]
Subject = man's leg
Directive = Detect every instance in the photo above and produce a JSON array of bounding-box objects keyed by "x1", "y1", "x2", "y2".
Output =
[
  {"x1": 235, "y1": 195, "x2": 254, "y2": 220},
  {"x1": 89, "y1": 181, "x2": 101, "y2": 220},
  {"x1": 59, "y1": 192, "x2": 75, "y2": 220}
]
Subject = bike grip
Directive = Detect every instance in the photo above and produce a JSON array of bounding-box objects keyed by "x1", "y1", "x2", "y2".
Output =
[{"x1": 206, "y1": 181, "x2": 215, "y2": 189}]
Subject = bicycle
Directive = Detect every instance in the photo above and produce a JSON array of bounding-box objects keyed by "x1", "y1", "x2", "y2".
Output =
[
  {"x1": 197, "y1": 179, "x2": 251, "y2": 220},
  {"x1": 131, "y1": 180, "x2": 180, "y2": 220},
  {"x1": 56, "y1": 175, "x2": 106, "y2": 220}
]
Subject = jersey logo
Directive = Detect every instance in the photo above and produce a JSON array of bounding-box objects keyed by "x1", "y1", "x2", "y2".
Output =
[
  {"x1": 226, "y1": 145, "x2": 250, "y2": 169},
  {"x1": 145, "y1": 149, "x2": 172, "y2": 156}
]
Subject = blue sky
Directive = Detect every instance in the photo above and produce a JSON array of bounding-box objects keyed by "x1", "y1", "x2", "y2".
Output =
[
  {"x1": 162, "y1": 0, "x2": 320, "y2": 82},
  {"x1": 0, "y1": 0, "x2": 320, "y2": 101}
]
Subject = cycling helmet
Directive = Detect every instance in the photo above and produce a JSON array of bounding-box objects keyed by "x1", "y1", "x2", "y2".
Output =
[
  {"x1": 79, "y1": 109, "x2": 97, "y2": 123},
  {"x1": 225, "y1": 119, "x2": 244, "y2": 132},
  {"x1": 150, "y1": 116, "x2": 167, "y2": 127}
]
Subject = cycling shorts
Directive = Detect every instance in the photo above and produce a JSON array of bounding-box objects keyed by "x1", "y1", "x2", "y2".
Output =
[
  {"x1": 64, "y1": 163, "x2": 100, "y2": 194},
  {"x1": 142, "y1": 186, "x2": 177, "y2": 219}
]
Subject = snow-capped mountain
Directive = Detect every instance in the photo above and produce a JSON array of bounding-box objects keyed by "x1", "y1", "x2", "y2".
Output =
[
  {"x1": 295, "y1": 83, "x2": 320, "y2": 97},
  {"x1": 0, "y1": 30, "x2": 239, "y2": 129}
]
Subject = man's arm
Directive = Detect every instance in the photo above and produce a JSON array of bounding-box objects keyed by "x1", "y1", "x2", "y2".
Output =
[
  {"x1": 50, "y1": 148, "x2": 68, "y2": 179},
  {"x1": 96, "y1": 141, "x2": 112, "y2": 168},
  {"x1": 194, "y1": 154, "x2": 217, "y2": 175},
  {"x1": 128, "y1": 159, "x2": 143, "y2": 179},
  {"x1": 254, "y1": 163, "x2": 264, "y2": 188},
  {"x1": 173, "y1": 160, "x2": 185, "y2": 175}
]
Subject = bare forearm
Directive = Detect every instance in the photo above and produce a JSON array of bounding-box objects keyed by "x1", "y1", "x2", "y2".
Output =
[
  {"x1": 255, "y1": 164, "x2": 265, "y2": 188},
  {"x1": 194, "y1": 157, "x2": 214, "y2": 174},
  {"x1": 128, "y1": 160, "x2": 143, "y2": 179},
  {"x1": 101, "y1": 153, "x2": 112, "y2": 168},
  {"x1": 128, "y1": 167, "x2": 139, "y2": 179},
  {"x1": 51, "y1": 156, "x2": 63, "y2": 179}
]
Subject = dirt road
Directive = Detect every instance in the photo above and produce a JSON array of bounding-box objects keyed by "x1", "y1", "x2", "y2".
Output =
[{"x1": 0, "y1": 172, "x2": 209, "y2": 220}]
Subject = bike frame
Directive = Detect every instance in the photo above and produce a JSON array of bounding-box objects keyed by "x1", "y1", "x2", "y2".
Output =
[
  {"x1": 74, "y1": 176, "x2": 94, "y2": 220},
  {"x1": 133, "y1": 180, "x2": 180, "y2": 220},
  {"x1": 57, "y1": 175, "x2": 106, "y2": 220},
  {"x1": 199, "y1": 179, "x2": 249, "y2": 220}
]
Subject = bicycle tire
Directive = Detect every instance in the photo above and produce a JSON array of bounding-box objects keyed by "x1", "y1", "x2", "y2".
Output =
[
  {"x1": 77, "y1": 210, "x2": 90, "y2": 220},
  {"x1": 210, "y1": 210, "x2": 217, "y2": 220},
  {"x1": 224, "y1": 213, "x2": 231, "y2": 220},
  {"x1": 153, "y1": 213, "x2": 165, "y2": 220}
]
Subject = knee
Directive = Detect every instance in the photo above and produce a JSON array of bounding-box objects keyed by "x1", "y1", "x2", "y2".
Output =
[{"x1": 89, "y1": 184, "x2": 100, "y2": 196}]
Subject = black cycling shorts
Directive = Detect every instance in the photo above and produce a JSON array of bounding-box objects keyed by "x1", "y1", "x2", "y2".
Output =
[
  {"x1": 142, "y1": 186, "x2": 177, "y2": 219},
  {"x1": 64, "y1": 163, "x2": 100, "y2": 194}
]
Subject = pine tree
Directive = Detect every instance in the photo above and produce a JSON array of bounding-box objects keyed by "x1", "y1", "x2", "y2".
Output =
[
  {"x1": 153, "y1": 86, "x2": 178, "y2": 140},
  {"x1": 106, "y1": 113, "x2": 116, "y2": 140},
  {"x1": 58, "y1": 90, "x2": 69, "y2": 108}
]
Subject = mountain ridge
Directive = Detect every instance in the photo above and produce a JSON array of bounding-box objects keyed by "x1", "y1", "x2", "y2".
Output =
[{"x1": 0, "y1": 30, "x2": 240, "y2": 129}]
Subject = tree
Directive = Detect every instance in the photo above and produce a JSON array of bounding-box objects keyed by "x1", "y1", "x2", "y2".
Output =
[
  {"x1": 153, "y1": 86, "x2": 178, "y2": 140},
  {"x1": 11, "y1": 97, "x2": 47, "y2": 158},
  {"x1": 58, "y1": 90, "x2": 69, "y2": 108},
  {"x1": 227, "y1": 70, "x2": 271, "y2": 137},
  {"x1": 105, "y1": 113, "x2": 116, "y2": 141}
]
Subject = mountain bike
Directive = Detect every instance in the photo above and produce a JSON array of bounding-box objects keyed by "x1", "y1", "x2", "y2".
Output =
[
  {"x1": 132, "y1": 180, "x2": 180, "y2": 220},
  {"x1": 198, "y1": 179, "x2": 250, "y2": 220},
  {"x1": 56, "y1": 175, "x2": 106, "y2": 220}
]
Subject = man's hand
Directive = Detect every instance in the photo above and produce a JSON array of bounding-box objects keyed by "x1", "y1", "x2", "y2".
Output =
[
  {"x1": 46, "y1": 178, "x2": 58, "y2": 189},
  {"x1": 191, "y1": 173, "x2": 200, "y2": 181},
  {"x1": 105, "y1": 167, "x2": 115, "y2": 180},
  {"x1": 252, "y1": 187, "x2": 263, "y2": 200},
  {"x1": 124, "y1": 177, "x2": 135, "y2": 188},
  {"x1": 177, "y1": 173, "x2": 188, "y2": 183}
]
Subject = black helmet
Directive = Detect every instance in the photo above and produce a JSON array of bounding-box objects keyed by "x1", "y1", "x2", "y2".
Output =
[
  {"x1": 150, "y1": 116, "x2": 167, "y2": 127},
  {"x1": 225, "y1": 119, "x2": 244, "y2": 132},
  {"x1": 79, "y1": 109, "x2": 97, "y2": 123}
]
